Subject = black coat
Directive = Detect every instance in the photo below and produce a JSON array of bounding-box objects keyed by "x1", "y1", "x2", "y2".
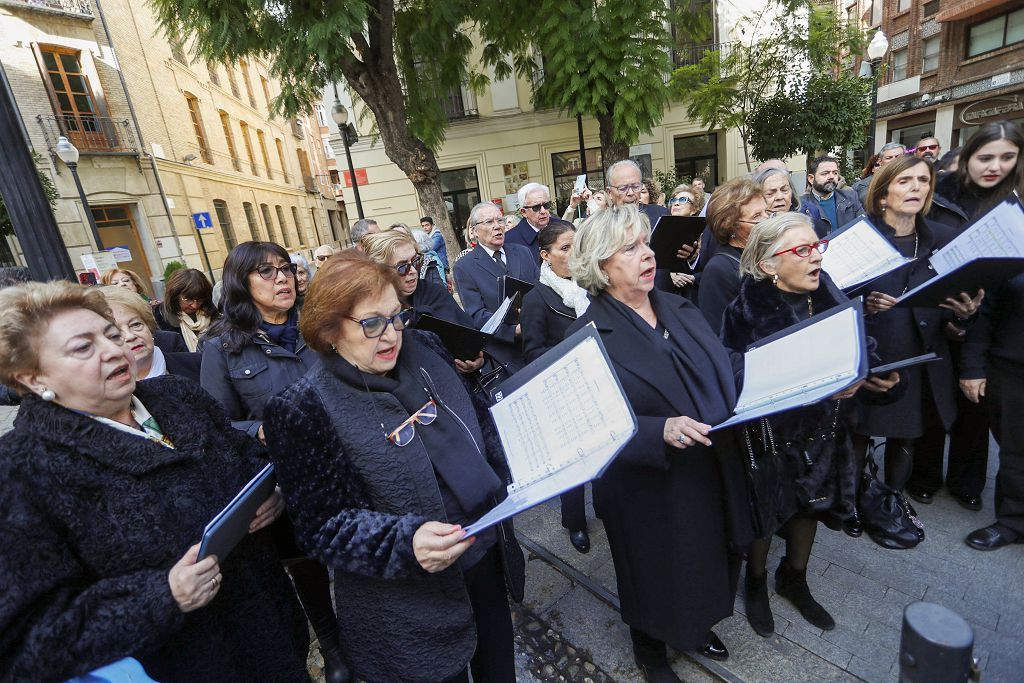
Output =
[
  {"x1": 263, "y1": 330, "x2": 523, "y2": 683},
  {"x1": 856, "y1": 215, "x2": 959, "y2": 437},
  {"x1": 520, "y1": 282, "x2": 578, "y2": 364},
  {"x1": 0, "y1": 377, "x2": 308, "y2": 683},
  {"x1": 409, "y1": 279, "x2": 475, "y2": 328},
  {"x1": 567, "y1": 290, "x2": 752, "y2": 651},
  {"x1": 505, "y1": 217, "x2": 573, "y2": 263},
  {"x1": 200, "y1": 330, "x2": 316, "y2": 438},
  {"x1": 697, "y1": 244, "x2": 744, "y2": 334},
  {"x1": 154, "y1": 329, "x2": 188, "y2": 353}
]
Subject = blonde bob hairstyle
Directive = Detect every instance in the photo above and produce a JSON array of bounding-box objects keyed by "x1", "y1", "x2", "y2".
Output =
[
  {"x1": 360, "y1": 230, "x2": 420, "y2": 266},
  {"x1": 740, "y1": 212, "x2": 816, "y2": 282},
  {"x1": 570, "y1": 204, "x2": 651, "y2": 295},
  {"x1": 99, "y1": 286, "x2": 158, "y2": 331},
  {"x1": 100, "y1": 268, "x2": 149, "y2": 297},
  {"x1": 0, "y1": 281, "x2": 115, "y2": 390}
]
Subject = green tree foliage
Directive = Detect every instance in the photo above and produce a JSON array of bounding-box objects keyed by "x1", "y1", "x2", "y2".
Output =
[
  {"x1": 671, "y1": 0, "x2": 868, "y2": 170},
  {"x1": 0, "y1": 153, "x2": 58, "y2": 238}
]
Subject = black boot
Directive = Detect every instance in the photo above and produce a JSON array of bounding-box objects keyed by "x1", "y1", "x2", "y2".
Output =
[
  {"x1": 289, "y1": 559, "x2": 352, "y2": 683},
  {"x1": 744, "y1": 570, "x2": 774, "y2": 637},
  {"x1": 774, "y1": 557, "x2": 835, "y2": 631},
  {"x1": 630, "y1": 628, "x2": 681, "y2": 683}
]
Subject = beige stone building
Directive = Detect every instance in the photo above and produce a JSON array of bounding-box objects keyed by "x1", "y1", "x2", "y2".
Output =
[{"x1": 1, "y1": 0, "x2": 340, "y2": 291}]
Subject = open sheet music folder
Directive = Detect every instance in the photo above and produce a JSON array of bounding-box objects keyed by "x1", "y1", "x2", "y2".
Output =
[
  {"x1": 820, "y1": 217, "x2": 916, "y2": 293},
  {"x1": 895, "y1": 257, "x2": 1024, "y2": 308},
  {"x1": 463, "y1": 325, "x2": 637, "y2": 537},
  {"x1": 711, "y1": 299, "x2": 868, "y2": 431},
  {"x1": 416, "y1": 314, "x2": 491, "y2": 361}
]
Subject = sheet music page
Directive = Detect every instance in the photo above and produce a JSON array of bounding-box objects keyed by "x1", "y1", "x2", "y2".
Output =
[
  {"x1": 929, "y1": 201, "x2": 1024, "y2": 275},
  {"x1": 821, "y1": 219, "x2": 909, "y2": 289},
  {"x1": 489, "y1": 336, "x2": 634, "y2": 486},
  {"x1": 734, "y1": 306, "x2": 861, "y2": 413},
  {"x1": 481, "y1": 296, "x2": 514, "y2": 334}
]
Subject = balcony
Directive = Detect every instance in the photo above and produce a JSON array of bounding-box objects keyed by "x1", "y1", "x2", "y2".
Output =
[
  {"x1": 302, "y1": 175, "x2": 317, "y2": 193},
  {"x1": 0, "y1": 0, "x2": 93, "y2": 19},
  {"x1": 291, "y1": 118, "x2": 305, "y2": 140},
  {"x1": 36, "y1": 114, "x2": 138, "y2": 155},
  {"x1": 672, "y1": 41, "x2": 736, "y2": 68},
  {"x1": 441, "y1": 86, "x2": 478, "y2": 121}
]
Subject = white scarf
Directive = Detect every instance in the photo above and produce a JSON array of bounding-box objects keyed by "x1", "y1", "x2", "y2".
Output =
[
  {"x1": 539, "y1": 261, "x2": 590, "y2": 317},
  {"x1": 178, "y1": 311, "x2": 211, "y2": 352},
  {"x1": 143, "y1": 345, "x2": 167, "y2": 379}
]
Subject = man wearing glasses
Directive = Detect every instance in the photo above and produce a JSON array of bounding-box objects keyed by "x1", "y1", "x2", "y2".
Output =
[
  {"x1": 313, "y1": 244, "x2": 335, "y2": 269},
  {"x1": 506, "y1": 182, "x2": 572, "y2": 262},
  {"x1": 914, "y1": 136, "x2": 941, "y2": 162}
]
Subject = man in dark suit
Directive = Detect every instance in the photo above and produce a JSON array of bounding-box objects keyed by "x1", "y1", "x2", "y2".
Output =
[
  {"x1": 453, "y1": 201, "x2": 540, "y2": 371},
  {"x1": 505, "y1": 182, "x2": 572, "y2": 263},
  {"x1": 799, "y1": 155, "x2": 864, "y2": 236}
]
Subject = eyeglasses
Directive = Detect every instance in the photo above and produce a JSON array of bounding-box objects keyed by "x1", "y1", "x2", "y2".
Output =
[
  {"x1": 522, "y1": 201, "x2": 552, "y2": 212},
  {"x1": 252, "y1": 263, "x2": 298, "y2": 280},
  {"x1": 773, "y1": 240, "x2": 829, "y2": 258},
  {"x1": 612, "y1": 182, "x2": 644, "y2": 194},
  {"x1": 473, "y1": 217, "x2": 502, "y2": 228},
  {"x1": 387, "y1": 399, "x2": 438, "y2": 447},
  {"x1": 393, "y1": 255, "x2": 423, "y2": 276},
  {"x1": 917, "y1": 144, "x2": 939, "y2": 152},
  {"x1": 315, "y1": 255, "x2": 331, "y2": 262},
  {"x1": 667, "y1": 196, "x2": 693, "y2": 206},
  {"x1": 344, "y1": 308, "x2": 413, "y2": 339}
]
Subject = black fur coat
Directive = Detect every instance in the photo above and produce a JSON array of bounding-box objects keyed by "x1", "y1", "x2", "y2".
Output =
[{"x1": 0, "y1": 376, "x2": 309, "y2": 683}]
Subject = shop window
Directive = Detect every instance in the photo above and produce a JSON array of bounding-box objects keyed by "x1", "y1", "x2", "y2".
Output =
[
  {"x1": 551, "y1": 147, "x2": 605, "y2": 216},
  {"x1": 674, "y1": 133, "x2": 718, "y2": 189}
]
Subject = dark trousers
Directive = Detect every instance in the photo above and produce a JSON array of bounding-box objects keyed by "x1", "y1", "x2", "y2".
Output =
[
  {"x1": 560, "y1": 485, "x2": 587, "y2": 531},
  {"x1": 443, "y1": 547, "x2": 516, "y2": 683},
  {"x1": 987, "y1": 359, "x2": 1024, "y2": 535}
]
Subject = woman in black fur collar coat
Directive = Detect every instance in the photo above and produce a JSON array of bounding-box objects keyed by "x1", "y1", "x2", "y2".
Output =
[
  {"x1": 0, "y1": 282, "x2": 308, "y2": 683},
  {"x1": 722, "y1": 213, "x2": 898, "y2": 640}
]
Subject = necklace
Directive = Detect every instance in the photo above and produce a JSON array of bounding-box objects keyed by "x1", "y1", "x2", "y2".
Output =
[{"x1": 807, "y1": 295, "x2": 814, "y2": 317}]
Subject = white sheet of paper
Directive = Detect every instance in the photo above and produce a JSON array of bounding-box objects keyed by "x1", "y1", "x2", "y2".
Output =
[
  {"x1": 929, "y1": 200, "x2": 1024, "y2": 275},
  {"x1": 821, "y1": 218, "x2": 913, "y2": 290},
  {"x1": 481, "y1": 296, "x2": 514, "y2": 335}
]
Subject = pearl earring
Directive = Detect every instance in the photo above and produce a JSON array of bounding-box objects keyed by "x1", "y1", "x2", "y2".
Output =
[
  {"x1": 40, "y1": 388, "x2": 55, "y2": 402},
  {"x1": 772, "y1": 273, "x2": 779, "y2": 287}
]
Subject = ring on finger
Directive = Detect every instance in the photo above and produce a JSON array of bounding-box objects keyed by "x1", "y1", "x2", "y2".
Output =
[{"x1": 677, "y1": 434, "x2": 689, "y2": 445}]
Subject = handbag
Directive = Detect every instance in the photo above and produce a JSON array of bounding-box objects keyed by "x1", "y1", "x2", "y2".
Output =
[
  {"x1": 741, "y1": 417, "x2": 782, "y2": 539},
  {"x1": 857, "y1": 445, "x2": 924, "y2": 549},
  {"x1": 495, "y1": 518, "x2": 526, "y2": 603},
  {"x1": 473, "y1": 351, "x2": 514, "y2": 405}
]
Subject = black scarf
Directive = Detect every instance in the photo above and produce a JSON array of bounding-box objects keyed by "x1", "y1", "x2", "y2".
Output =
[{"x1": 259, "y1": 308, "x2": 299, "y2": 352}]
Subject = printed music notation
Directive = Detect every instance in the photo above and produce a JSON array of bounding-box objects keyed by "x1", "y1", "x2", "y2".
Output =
[{"x1": 930, "y1": 201, "x2": 1024, "y2": 276}]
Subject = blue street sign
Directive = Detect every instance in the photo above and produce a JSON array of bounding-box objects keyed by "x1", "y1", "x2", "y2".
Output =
[{"x1": 192, "y1": 211, "x2": 213, "y2": 230}]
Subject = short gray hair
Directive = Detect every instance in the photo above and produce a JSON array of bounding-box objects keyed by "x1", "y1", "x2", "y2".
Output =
[
  {"x1": 467, "y1": 201, "x2": 500, "y2": 229},
  {"x1": 290, "y1": 253, "x2": 313, "y2": 281},
  {"x1": 517, "y1": 182, "x2": 549, "y2": 206},
  {"x1": 752, "y1": 167, "x2": 801, "y2": 212},
  {"x1": 570, "y1": 204, "x2": 651, "y2": 295},
  {"x1": 740, "y1": 212, "x2": 815, "y2": 281},
  {"x1": 351, "y1": 218, "x2": 379, "y2": 242},
  {"x1": 606, "y1": 159, "x2": 641, "y2": 186},
  {"x1": 879, "y1": 141, "x2": 906, "y2": 155}
]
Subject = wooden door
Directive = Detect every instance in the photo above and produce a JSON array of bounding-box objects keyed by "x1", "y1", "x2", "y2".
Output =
[{"x1": 92, "y1": 206, "x2": 152, "y2": 285}]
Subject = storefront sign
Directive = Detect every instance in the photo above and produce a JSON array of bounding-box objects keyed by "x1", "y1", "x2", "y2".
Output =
[{"x1": 960, "y1": 95, "x2": 1023, "y2": 125}]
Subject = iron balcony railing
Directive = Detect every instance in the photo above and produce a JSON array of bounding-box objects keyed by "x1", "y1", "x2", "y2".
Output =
[
  {"x1": 672, "y1": 41, "x2": 736, "y2": 68},
  {"x1": 0, "y1": 0, "x2": 93, "y2": 18},
  {"x1": 37, "y1": 113, "x2": 138, "y2": 155},
  {"x1": 441, "y1": 85, "x2": 478, "y2": 121}
]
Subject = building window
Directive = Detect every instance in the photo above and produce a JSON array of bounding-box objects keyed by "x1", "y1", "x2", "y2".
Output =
[
  {"x1": 922, "y1": 36, "x2": 941, "y2": 72},
  {"x1": 37, "y1": 46, "x2": 110, "y2": 151},
  {"x1": 239, "y1": 59, "x2": 257, "y2": 107},
  {"x1": 291, "y1": 206, "x2": 306, "y2": 244},
  {"x1": 260, "y1": 203, "x2": 278, "y2": 244},
  {"x1": 275, "y1": 138, "x2": 292, "y2": 183},
  {"x1": 260, "y1": 76, "x2": 272, "y2": 109},
  {"x1": 296, "y1": 149, "x2": 314, "y2": 191},
  {"x1": 314, "y1": 103, "x2": 328, "y2": 128},
  {"x1": 891, "y1": 48, "x2": 908, "y2": 81},
  {"x1": 243, "y1": 201, "x2": 261, "y2": 240},
  {"x1": 226, "y1": 63, "x2": 241, "y2": 99},
  {"x1": 219, "y1": 111, "x2": 240, "y2": 171},
  {"x1": 897, "y1": 0, "x2": 910, "y2": 12},
  {"x1": 674, "y1": 133, "x2": 719, "y2": 189},
  {"x1": 923, "y1": 0, "x2": 939, "y2": 17},
  {"x1": 170, "y1": 37, "x2": 188, "y2": 65},
  {"x1": 257, "y1": 129, "x2": 273, "y2": 179},
  {"x1": 846, "y1": 3, "x2": 858, "y2": 27},
  {"x1": 870, "y1": 0, "x2": 882, "y2": 26},
  {"x1": 440, "y1": 167, "x2": 481, "y2": 247},
  {"x1": 184, "y1": 92, "x2": 212, "y2": 163},
  {"x1": 207, "y1": 61, "x2": 221, "y2": 87},
  {"x1": 239, "y1": 121, "x2": 258, "y2": 175},
  {"x1": 968, "y1": 9, "x2": 1024, "y2": 57},
  {"x1": 213, "y1": 199, "x2": 239, "y2": 250},
  {"x1": 275, "y1": 205, "x2": 292, "y2": 247},
  {"x1": 551, "y1": 148, "x2": 605, "y2": 216},
  {"x1": 323, "y1": 139, "x2": 335, "y2": 159},
  {"x1": 889, "y1": 122, "x2": 935, "y2": 147}
]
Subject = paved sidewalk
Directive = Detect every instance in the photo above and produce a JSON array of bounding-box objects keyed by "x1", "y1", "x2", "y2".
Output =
[{"x1": 516, "y1": 436, "x2": 1024, "y2": 682}]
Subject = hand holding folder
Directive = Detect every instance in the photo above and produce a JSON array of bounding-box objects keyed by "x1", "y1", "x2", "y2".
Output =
[
  {"x1": 198, "y1": 464, "x2": 277, "y2": 561},
  {"x1": 650, "y1": 215, "x2": 706, "y2": 272}
]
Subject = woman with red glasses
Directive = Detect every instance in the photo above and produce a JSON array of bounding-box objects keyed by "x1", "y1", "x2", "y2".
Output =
[{"x1": 264, "y1": 251, "x2": 523, "y2": 683}]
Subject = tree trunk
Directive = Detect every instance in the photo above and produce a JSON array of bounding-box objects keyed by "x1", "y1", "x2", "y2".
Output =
[{"x1": 597, "y1": 113, "x2": 630, "y2": 169}]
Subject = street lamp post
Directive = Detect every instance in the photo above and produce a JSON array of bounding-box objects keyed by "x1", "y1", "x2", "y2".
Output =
[
  {"x1": 330, "y1": 99, "x2": 364, "y2": 220},
  {"x1": 55, "y1": 136, "x2": 104, "y2": 251},
  {"x1": 862, "y1": 29, "x2": 890, "y2": 159}
]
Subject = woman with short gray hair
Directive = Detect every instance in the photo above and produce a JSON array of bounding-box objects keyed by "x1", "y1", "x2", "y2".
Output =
[{"x1": 567, "y1": 204, "x2": 751, "y2": 679}]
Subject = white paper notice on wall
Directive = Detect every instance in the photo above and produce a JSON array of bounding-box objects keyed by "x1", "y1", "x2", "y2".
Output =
[
  {"x1": 110, "y1": 246, "x2": 132, "y2": 263},
  {"x1": 81, "y1": 251, "x2": 118, "y2": 276}
]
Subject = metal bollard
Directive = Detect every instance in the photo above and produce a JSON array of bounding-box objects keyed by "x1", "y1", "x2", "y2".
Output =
[{"x1": 899, "y1": 601, "x2": 980, "y2": 682}]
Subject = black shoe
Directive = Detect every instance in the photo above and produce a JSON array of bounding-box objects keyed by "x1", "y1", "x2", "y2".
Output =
[
  {"x1": 744, "y1": 571, "x2": 774, "y2": 637},
  {"x1": 965, "y1": 523, "x2": 1023, "y2": 551},
  {"x1": 906, "y1": 489, "x2": 934, "y2": 505},
  {"x1": 320, "y1": 643, "x2": 353, "y2": 683},
  {"x1": 843, "y1": 515, "x2": 863, "y2": 538},
  {"x1": 697, "y1": 631, "x2": 728, "y2": 661},
  {"x1": 952, "y1": 492, "x2": 983, "y2": 511},
  {"x1": 569, "y1": 529, "x2": 591, "y2": 554},
  {"x1": 631, "y1": 628, "x2": 680, "y2": 682},
  {"x1": 775, "y1": 558, "x2": 835, "y2": 631}
]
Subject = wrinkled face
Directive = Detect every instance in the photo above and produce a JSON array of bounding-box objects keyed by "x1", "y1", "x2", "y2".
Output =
[
  {"x1": 669, "y1": 192, "x2": 696, "y2": 217},
  {"x1": 883, "y1": 161, "x2": 932, "y2": 217},
  {"x1": 388, "y1": 242, "x2": 420, "y2": 297},
  {"x1": 504, "y1": 215, "x2": 517, "y2": 231},
  {"x1": 810, "y1": 162, "x2": 840, "y2": 195},
  {"x1": 521, "y1": 187, "x2": 552, "y2": 230},
  {"x1": 966, "y1": 139, "x2": 1020, "y2": 189},
  {"x1": 916, "y1": 138, "x2": 940, "y2": 161},
  {"x1": 761, "y1": 173, "x2": 793, "y2": 214},
  {"x1": 733, "y1": 196, "x2": 770, "y2": 246},
  {"x1": 473, "y1": 205, "x2": 506, "y2": 250},
  {"x1": 607, "y1": 165, "x2": 643, "y2": 206},
  {"x1": 880, "y1": 146, "x2": 905, "y2": 166},
  {"x1": 110, "y1": 303, "x2": 154, "y2": 372},
  {"x1": 16, "y1": 308, "x2": 137, "y2": 417},
  {"x1": 763, "y1": 225, "x2": 823, "y2": 295},
  {"x1": 603, "y1": 228, "x2": 656, "y2": 300},
  {"x1": 333, "y1": 287, "x2": 404, "y2": 375},
  {"x1": 541, "y1": 230, "x2": 575, "y2": 279},
  {"x1": 295, "y1": 266, "x2": 309, "y2": 295},
  {"x1": 247, "y1": 253, "x2": 296, "y2": 320},
  {"x1": 110, "y1": 272, "x2": 139, "y2": 293}
]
